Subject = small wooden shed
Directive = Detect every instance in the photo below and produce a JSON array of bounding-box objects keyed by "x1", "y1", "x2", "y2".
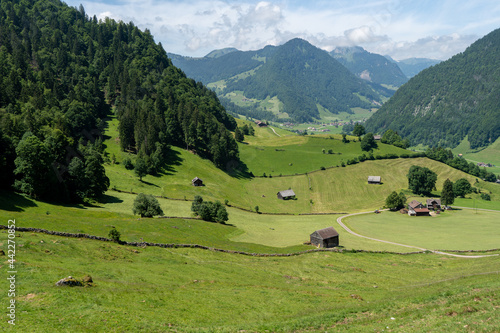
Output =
[
  {"x1": 277, "y1": 189, "x2": 295, "y2": 200},
  {"x1": 310, "y1": 227, "x2": 339, "y2": 248},
  {"x1": 192, "y1": 177, "x2": 203, "y2": 186},
  {"x1": 367, "y1": 176, "x2": 381, "y2": 184}
]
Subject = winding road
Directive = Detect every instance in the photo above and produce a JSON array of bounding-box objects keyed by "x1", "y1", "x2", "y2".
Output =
[{"x1": 336, "y1": 209, "x2": 499, "y2": 258}]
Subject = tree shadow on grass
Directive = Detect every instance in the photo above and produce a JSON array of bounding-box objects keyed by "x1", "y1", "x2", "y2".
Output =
[
  {"x1": 0, "y1": 190, "x2": 38, "y2": 212},
  {"x1": 157, "y1": 149, "x2": 184, "y2": 176},
  {"x1": 224, "y1": 159, "x2": 253, "y2": 180},
  {"x1": 140, "y1": 180, "x2": 160, "y2": 188},
  {"x1": 96, "y1": 193, "x2": 125, "y2": 205}
]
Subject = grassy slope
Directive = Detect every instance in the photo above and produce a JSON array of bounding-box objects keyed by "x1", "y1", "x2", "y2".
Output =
[
  {"x1": 453, "y1": 136, "x2": 500, "y2": 175},
  {"x1": 1, "y1": 233, "x2": 499, "y2": 332}
]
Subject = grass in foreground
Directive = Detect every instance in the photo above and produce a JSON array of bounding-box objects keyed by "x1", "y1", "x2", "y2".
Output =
[{"x1": 1, "y1": 233, "x2": 499, "y2": 332}]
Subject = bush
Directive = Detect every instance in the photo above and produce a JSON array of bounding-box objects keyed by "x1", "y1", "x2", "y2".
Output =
[
  {"x1": 108, "y1": 227, "x2": 121, "y2": 243},
  {"x1": 480, "y1": 193, "x2": 491, "y2": 201},
  {"x1": 123, "y1": 157, "x2": 134, "y2": 170},
  {"x1": 192, "y1": 196, "x2": 229, "y2": 223},
  {"x1": 133, "y1": 193, "x2": 164, "y2": 217}
]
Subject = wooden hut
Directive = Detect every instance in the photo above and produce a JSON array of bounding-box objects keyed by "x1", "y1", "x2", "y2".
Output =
[
  {"x1": 310, "y1": 227, "x2": 339, "y2": 248},
  {"x1": 192, "y1": 177, "x2": 203, "y2": 186},
  {"x1": 277, "y1": 189, "x2": 295, "y2": 200},
  {"x1": 367, "y1": 176, "x2": 381, "y2": 184}
]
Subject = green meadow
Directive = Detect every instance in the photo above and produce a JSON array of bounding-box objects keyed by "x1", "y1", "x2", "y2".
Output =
[
  {"x1": 344, "y1": 209, "x2": 500, "y2": 251},
  {"x1": 453, "y1": 137, "x2": 500, "y2": 175},
  {"x1": 2, "y1": 114, "x2": 500, "y2": 332}
]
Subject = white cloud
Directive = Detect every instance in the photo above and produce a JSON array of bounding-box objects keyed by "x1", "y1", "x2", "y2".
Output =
[{"x1": 70, "y1": 0, "x2": 500, "y2": 60}]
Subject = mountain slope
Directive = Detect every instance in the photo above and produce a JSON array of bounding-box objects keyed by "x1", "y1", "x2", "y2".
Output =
[
  {"x1": 366, "y1": 28, "x2": 500, "y2": 149},
  {"x1": 394, "y1": 58, "x2": 442, "y2": 78},
  {"x1": 223, "y1": 38, "x2": 382, "y2": 122},
  {"x1": 0, "y1": 0, "x2": 238, "y2": 201},
  {"x1": 331, "y1": 46, "x2": 408, "y2": 87}
]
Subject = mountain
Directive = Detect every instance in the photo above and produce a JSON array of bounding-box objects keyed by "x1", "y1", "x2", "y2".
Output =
[
  {"x1": 331, "y1": 46, "x2": 408, "y2": 87},
  {"x1": 0, "y1": 0, "x2": 238, "y2": 201},
  {"x1": 172, "y1": 39, "x2": 386, "y2": 123},
  {"x1": 169, "y1": 45, "x2": 277, "y2": 84},
  {"x1": 366, "y1": 28, "x2": 500, "y2": 149},
  {"x1": 387, "y1": 57, "x2": 442, "y2": 78}
]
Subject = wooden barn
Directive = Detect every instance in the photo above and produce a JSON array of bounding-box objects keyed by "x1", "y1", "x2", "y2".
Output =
[
  {"x1": 277, "y1": 189, "x2": 295, "y2": 200},
  {"x1": 192, "y1": 177, "x2": 203, "y2": 186},
  {"x1": 367, "y1": 176, "x2": 381, "y2": 184},
  {"x1": 426, "y1": 198, "x2": 441, "y2": 211},
  {"x1": 310, "y1": 227, "x2": 339, "y2": 248},
  {"x1": 408, "y1": 200, "x2": 430, "y2": 216}
]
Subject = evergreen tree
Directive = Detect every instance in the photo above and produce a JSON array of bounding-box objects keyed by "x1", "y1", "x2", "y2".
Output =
[
  {"x1": 234, "y1": 127, "x2": 244, "y2": 142},
  {"x1": 441, "y1": 178, "x2": 455, "y2": 206},
  {"x1": 134, "y1": 157, "x2": 148, "y2": 181}
]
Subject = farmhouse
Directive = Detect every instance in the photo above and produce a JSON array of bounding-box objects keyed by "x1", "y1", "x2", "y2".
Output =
[
  {"x1": 367, "y1": 176, "x2": 381, "y2": 184},
  {"x1": 408, "y1": 200, "x2": 430, "y2": 216},
  {"x1": 277, "y1": 189, "x2": 295, "y2": 200},
  {"x1": 192, "y1": 177, "x2": 203, "y2": 186},
  {"x1": 310, "y1": 227, "x2": 339, "y2": 248},
  {"x1": 255, "y1": 121, "x2": 267, "y2": 127},
  {"x1": 426, "y1": 198, "x2": 441, "y2": 211}
]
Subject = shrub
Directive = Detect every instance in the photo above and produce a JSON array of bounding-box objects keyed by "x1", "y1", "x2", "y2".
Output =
[
  {"x1": 133, "y1": 193, "x2": 164, "y2": 217},
  {"x1": 123, "y1": 157, "x2": 134, "y2": 170},
  {"x1": 192, "y1": 196, "x2": 229, "y2": 223},
  {"x1": 480, "y1": 193, "x2": 491, "y2": 201},
  {"x1": 108, "y1": 227, "x2": 121, "y2": 243}
]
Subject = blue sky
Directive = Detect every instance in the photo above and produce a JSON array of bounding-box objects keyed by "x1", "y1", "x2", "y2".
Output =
[{"x1": 64, "y1": 0, "x2": 500, "y2": 60}]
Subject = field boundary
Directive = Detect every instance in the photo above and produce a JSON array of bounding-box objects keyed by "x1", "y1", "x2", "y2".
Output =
[{"x1": 3, "y1": 225, "x2": 500, "y2": 257}]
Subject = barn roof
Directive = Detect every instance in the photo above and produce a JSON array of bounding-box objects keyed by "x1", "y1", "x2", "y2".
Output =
[
  {"x1": 426, "y1": 198, "x2": 441, "y2": 205},
  {"x1": 313, "y1": 227, "x2": 339, "y2": 240},
  {"x1": 408, "y1": 200, "x2": 423, "y2": 209},
  {"x1": 278, "y1": 189, "x2": 295, "y2": 197},
  {"x1": 192, "y1": 177, "x2": 202, "y2": 182},
  {"x1": 368, "y1": 176, "x2": 381, "y2": 182},
  {"x1": 413, "y1": 208, "x2": 430, "y2": 213}
]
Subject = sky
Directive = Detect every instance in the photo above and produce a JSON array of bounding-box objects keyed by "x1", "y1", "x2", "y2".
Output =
[{"x1": 64, "y1": 0, "x2": 500, "y2": 60}]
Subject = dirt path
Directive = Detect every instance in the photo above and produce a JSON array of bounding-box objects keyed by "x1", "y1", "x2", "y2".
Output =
[
  {"x1": 269, "y1": 126, "x2": 281, "y2": 137},
  {"x1": 336, "y1": 211, "x2": 499, "y2": 258}
]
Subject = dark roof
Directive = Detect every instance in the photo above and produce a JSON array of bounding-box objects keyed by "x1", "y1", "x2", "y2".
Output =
[
  {"x1": 192, "y1": 177, "x2": 202, "y2": 182},
  {"x1": 278, "y1": 189, "x2": 295, "y2": 197},
  {"x1": 426, "y1": 198, "x2": 441, "y2": 205},
  {"x1": 313, "y1": 227, "x2": 339, "y2": 239},
  {"x1": 408, "y1": 200, "x2": 423, "y2": 209}
]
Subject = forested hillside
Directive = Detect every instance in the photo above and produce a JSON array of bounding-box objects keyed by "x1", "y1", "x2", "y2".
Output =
[
  {"x1": 224, "y1": 38, "x2": 381, "y2": 122},
  {"x1": 331, "y1": 46, "x2": 408, "y2": 87},
  {"x1": 0, "y1": 0, "x2": 238, "y2": 201},
  {"x1": 366, "y1": 28, "x2": 500, "y2": 149}
]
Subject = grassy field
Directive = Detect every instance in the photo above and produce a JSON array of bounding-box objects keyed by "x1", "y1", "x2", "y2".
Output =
[
  {"x1": 452, "y1": 137, "x2": 500, "y2": 175},
  {"x1": 1, "y1": 232, "x2": 499, "y2": 332},
  {"x1": 344, "y1": 209, "x2": 500, "y2": 251}
]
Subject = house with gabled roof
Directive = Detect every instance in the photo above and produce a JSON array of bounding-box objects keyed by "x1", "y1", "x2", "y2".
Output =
[
  {"x1": 368, "y1": 176, "x2": 381, "y2": 184},
  {"x1": 277, "y1": 189, "x2": 295, "y2": 200},
  {"x1": 408, "y1": 200, "x2": 430, "y2": 216},
  {"x1": 192, "y1": 177, "x2": 203, "y2": 186},
  {"x1": 426, "y1": 198, "x2": 441, "y2": 211},
  {"x1": 310, "y1": 227, "x2": 339, "y2": 248}
]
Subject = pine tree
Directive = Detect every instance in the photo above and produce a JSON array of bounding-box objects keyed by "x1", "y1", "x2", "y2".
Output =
[{"x1": 441, "y1": 178, "x2": 455, "y2": 206}]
